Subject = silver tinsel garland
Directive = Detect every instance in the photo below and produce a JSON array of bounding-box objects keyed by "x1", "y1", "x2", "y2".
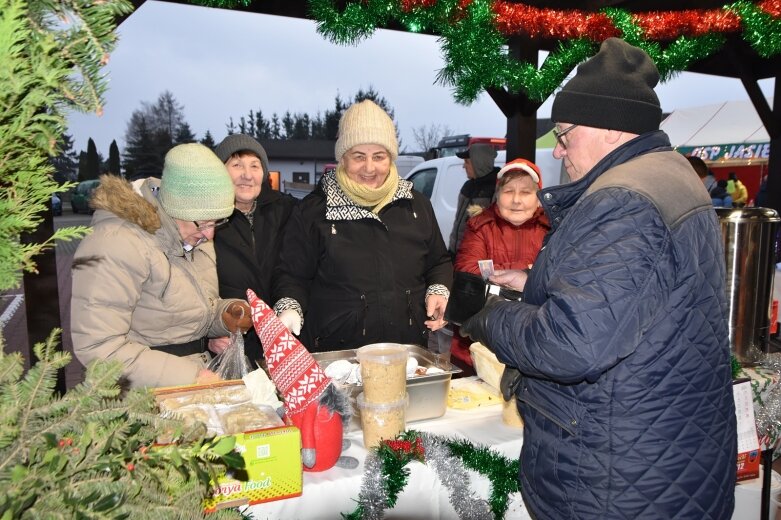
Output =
[
  {"x1": 420, "y1": 433, "x2": 494, "y2": 520},
  {"x1": 353, "y1": 434, "x2": 497, "y2": 519},
  {"x1": 754, "y1": 352, "x2": 781, "y2": 443}
]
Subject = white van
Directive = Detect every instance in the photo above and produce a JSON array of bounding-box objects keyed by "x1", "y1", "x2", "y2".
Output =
[
  {"x1": 395, "y1": 155, "x2": 424, "y2": 177},
  {"x1": 405, "y1": 150, "x2": 564, "y2": 244}
]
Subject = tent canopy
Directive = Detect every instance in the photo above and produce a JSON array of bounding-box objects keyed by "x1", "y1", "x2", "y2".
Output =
[{"x1": 660, "y1": 98, "x2": 773, "y2": 147}]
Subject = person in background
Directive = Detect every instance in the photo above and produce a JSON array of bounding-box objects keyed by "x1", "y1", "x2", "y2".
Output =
[
  {"x1": 728, "y1": 171, "x2": 748, "y2": 207},
  {"x1": 710, "y1": 179, "x2": 733, "y2": 208},
  {"x1": 686, "y1": 155, "x2": 716, "y2": 193},
  {"x1": 450, "y1": 158, "x2": 550, "y2": 370},
  {"x1": 71, "y1": 143, "x2": 252, "y2": 388},
  {"x1": 755, "y1": 174, "x2": 768, "y2": 207},
  {"x1": 448, "y1": 143, "x2": 499, "y2": 257},
  {"x1": 460, "y1": 38, "x2": 736, "y2": 519},
  {"x1": 210, "y1": 134, "x2": 297, "y2": 363},
  {"x1": 273, "y1": 100, "x2": 452, "y2": 352}
]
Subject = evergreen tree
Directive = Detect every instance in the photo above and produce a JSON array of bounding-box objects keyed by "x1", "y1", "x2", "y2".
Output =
[
  {"x1": 226, "y1": 117, "x2": 236, "y2": 136},
  {"x1": 281, "y1": 111, "x2": 294, "y2": 140},
  {"x1": 123, "y1": 92, "x2": 189, "y2": 179},
  {"x1": 311, "y1": 112, "x2": 325, "y2": 139},
  {"x1": 253, "y1": 109, "x2": 269, "y2": 139},
  {"x1": 200, "y1": 129, "x2": 216, "y2": 149},
  {"x1": 151, "y1": 90, "x2": 185, "y2": 139},
  {"x1": 270, "y1": 113, "x2": 282, "y2": 139},
  {"x1": 174, "y1": 122, "x2": 197, "y2": 144},
  {"x1": 323, "y1": 94, "x2": 346, "y2": 140},
  {"x1": 77, "y1": 150, "x2": 87, "y2": 182},
  {"x1": 81, "y1": 137, "x2": 101, "y2": 181},
  {"x1": 107, "y1": 139, "x2": 121, "y2": 176},
  {"x1": 123, "y1": 113, "x2": 162, "y2": 180},
  {"x1": 50, "y1": 133, "x2": 79, "y2": 184},
  {"x1": 238, "y1": 116, "x2": 248, "y2": 135},
  {"x1": 292, "y1": 113, "x2": 311, "y2": 140}
]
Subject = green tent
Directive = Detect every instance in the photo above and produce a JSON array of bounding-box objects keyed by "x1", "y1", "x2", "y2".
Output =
[{"x1": 536, "y1": 128, "x2": 557, "y2": 149}]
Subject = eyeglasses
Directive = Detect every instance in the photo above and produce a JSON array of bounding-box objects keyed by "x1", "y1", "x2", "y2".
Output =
[
  {"x1": 553, "y1": 124, "x2": 578, "y2": 149},
  {"x1": 192, "y1": 218, "x2": 229, "y2": 232}
]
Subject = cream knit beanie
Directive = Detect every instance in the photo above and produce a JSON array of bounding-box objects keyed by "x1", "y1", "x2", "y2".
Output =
[
  {"x1": 335, "y1": 100, "x2": 399, "y2": 162},
  {"x1": 159, "y1": 143, "x2": 235, "y2": 221}
]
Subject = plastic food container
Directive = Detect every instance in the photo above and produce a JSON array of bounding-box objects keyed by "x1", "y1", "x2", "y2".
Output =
[
  {"x1": 357, "y1": 393, "x2": 408, "y2": 448},
  {"x1": 356, "y1": 343, "x2": 409, "y2": 403},
  {"x1": 314, "y1": 345, "x2": 461, "y2": 429}
]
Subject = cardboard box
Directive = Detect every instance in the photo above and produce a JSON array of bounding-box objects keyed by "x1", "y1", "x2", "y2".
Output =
[
  {"x1": 153, "y1": 381, "x2": 303, "y2": 510},
  {"x1": 204, "y1": 426, "x2": 302, "y2": 511}
]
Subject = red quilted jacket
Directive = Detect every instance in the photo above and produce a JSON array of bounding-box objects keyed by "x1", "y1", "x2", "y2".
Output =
[{"x1": 453, "y1": 204, "x2": 550, "y2": 275}]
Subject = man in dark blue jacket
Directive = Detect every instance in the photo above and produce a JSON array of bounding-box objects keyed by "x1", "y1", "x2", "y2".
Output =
[{"x1": 464, "y1": 38, "x2": 736, "y2": 519}]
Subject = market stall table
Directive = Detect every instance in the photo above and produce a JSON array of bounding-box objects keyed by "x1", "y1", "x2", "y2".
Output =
[
  {"x1": 247, "y1": 403, "x2": 531, "y2": 519},
  {"x1": 245, "y1": 397, "x2": 775, "y2": 519}
]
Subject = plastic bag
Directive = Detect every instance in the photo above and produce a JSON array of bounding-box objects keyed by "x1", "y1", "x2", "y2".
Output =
[{"x1": 207, "y1": 331, "x2": 252, "y2": 380}]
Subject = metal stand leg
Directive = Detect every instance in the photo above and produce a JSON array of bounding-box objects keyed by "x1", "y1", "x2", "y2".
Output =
[{"x1": 762, "y1": 448, "x2": 773, "y2": 520}]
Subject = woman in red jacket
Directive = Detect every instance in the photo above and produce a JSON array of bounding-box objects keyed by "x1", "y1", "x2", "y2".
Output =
[{"x1": 451, "y1": 158, "x2": 550, "y2": 370}]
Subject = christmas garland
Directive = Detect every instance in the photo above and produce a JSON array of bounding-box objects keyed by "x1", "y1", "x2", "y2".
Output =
[
  {"x1": 182, "y1": 0, "x2": 781, "y2": 103},
  {"x1": 342, "y1": 430, "x2": 519, "y2": 520},
  {"x1": 305, "y1": 0, "x2": 781, "y2": 103}
]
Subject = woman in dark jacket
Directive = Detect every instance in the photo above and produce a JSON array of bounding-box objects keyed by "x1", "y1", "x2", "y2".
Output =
[
  {"x1": 210, "y1": 134, "x2": 297, "y2": 362},
  {"x1": 273, "y1": 101, "x2": 452, "y2": 352}
]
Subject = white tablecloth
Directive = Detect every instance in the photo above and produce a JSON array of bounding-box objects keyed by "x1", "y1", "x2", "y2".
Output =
[
  {"x1": 247, "y1": 404, "x2": 530, "y2": 520},
  {"x1": 246, "y1": 398, "x2": 772, "y2": 519}
]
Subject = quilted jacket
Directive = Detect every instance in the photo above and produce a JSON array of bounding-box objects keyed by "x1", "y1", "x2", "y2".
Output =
[
  {"x1": 454, "y1": 204, "x2": 549, "y2": 275},
  {"x1": 485, "y1": 131, "x2": 737, "y2": 519},
  {"x1": 274, "y1": 172, "x2": 452, "y2": 352},
  {"x1": 71, "y1": 176, "x2": 236, "y2": 388}
]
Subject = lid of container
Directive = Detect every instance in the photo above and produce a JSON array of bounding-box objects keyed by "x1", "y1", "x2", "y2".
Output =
[
  {"x1": 716, "y1": 207, "x2": 781, "y2": 223},
  {"x1": 356, "y1": 392, "x2": 409, "y2": 410},
  {"x1": 356, "y1": 343, "x2": 409, "y2": 364}
]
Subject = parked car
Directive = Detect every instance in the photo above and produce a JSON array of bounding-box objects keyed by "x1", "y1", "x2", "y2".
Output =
[
  {"x1": 51, "y1": 193, "x2": 62, "y2": 216},
  {"x1": 71, "y1": 179, "x2": 100, "y2": 214}
]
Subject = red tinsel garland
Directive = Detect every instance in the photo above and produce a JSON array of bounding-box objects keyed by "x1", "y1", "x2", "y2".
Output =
[{"x1": 491, "y1": 0, "x2": 781, "y2": 41}]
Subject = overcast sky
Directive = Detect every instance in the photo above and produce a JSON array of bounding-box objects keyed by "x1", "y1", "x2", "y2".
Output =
[{"x1": 66, "y1": 0, "x2": 775, "y2": 157}]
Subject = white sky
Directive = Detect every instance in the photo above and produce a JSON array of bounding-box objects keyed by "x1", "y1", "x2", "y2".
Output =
[{"x1": 66, "y1": 0, "x2": 776, "y2": 157}]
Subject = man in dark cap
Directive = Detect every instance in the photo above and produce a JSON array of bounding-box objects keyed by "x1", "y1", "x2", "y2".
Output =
[
  {"x1": 449, "y1": 143, "x2": 499, "y2": 256},
  {"x1": 462, "y1": 38, "x2": 736, "y2": 519}
]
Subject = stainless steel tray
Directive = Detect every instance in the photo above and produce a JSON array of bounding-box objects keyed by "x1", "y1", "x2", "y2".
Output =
[{"x1": 313, "y1": 344, "x2": 461, "y2": 425}]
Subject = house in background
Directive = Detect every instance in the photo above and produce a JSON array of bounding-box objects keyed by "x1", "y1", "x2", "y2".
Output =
[{"x1": 259, "y1": 139, "x2": 335, "y2": 199}]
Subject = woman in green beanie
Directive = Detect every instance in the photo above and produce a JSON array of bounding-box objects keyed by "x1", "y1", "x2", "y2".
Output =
[{"x1": 70, "y1": 143, "x2": 252, "y2": 388}]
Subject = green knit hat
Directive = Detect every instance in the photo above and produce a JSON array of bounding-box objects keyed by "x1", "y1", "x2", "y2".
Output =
[{"x1": 159, "y1": 143, "x2": 235, "y2": 221}]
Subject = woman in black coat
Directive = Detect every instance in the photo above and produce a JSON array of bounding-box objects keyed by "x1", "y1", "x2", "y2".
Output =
[
  {"x1": 210, "y1": 134, "x2": 297, "y2": 362},
  {"x1": 273, "y1": 101, "x2": 452, "y2": 352}
]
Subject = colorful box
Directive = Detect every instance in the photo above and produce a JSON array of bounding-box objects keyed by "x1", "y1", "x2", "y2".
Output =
[
  {"x1": 153, "y1": 381, "x2": 302, "y2": 510},
  {"x1": 204, "y1": 426, "x2": 302, "y2": 511}
]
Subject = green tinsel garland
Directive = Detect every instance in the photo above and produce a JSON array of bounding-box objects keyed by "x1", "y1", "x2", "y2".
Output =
[
  {"x1": 342, "y1": 430, "x2": 518, "y2": 520},
  {"x1": 304, "y1": 0, "x2": 781, "y2": 104}
]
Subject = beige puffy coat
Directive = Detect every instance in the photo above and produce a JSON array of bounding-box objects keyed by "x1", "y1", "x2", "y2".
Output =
[{"x1": 71, "y1": 176, "x2": 235, "y2": 388}]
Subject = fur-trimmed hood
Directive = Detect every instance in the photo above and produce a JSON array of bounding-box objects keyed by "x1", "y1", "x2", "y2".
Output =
[{"x1": 90, "y1": 175, "x2": 161, "y2": 234}]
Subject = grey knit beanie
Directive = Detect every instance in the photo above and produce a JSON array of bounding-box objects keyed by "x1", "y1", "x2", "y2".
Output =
[
  {"x1": 214, "y1": 134, "x2": 269, "y2": 179},
  {"x1": 551, "y1": 38, "x2": 662, "y2": 134},
  {"x1": 467, "y1": 143, "x2": 498, "y2": 179},
  {"x1": 335, "y1": 100, "x2": 399, "y2": 162},
  {"x1": 159, "y1": 143, "x2": 234, "y2": 221}
]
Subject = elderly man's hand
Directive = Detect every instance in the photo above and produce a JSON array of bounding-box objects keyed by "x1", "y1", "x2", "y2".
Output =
[
  {"x1": 489, "y1": 269, "x2": 528, "y2": 292},
  {"x1": 424, "y1": 294, "x2": 448, "y2": 331},
  {"x1": 459, "y1": 294, "x2": 503, "y2": 347}
]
